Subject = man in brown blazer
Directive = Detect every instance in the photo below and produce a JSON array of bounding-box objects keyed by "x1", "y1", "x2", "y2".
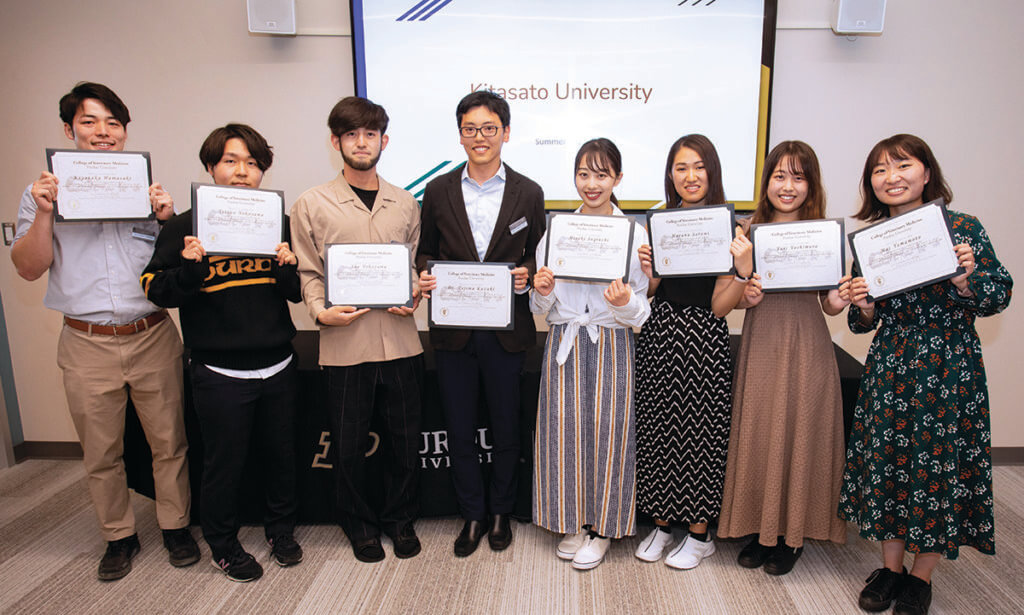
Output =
[{"x1": 417, "y1": 91, "x2": 546, "y2": 556}]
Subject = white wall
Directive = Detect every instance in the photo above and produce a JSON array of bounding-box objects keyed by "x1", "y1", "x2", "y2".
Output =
[
  {"x1": 765, "y1": 0, "x2": 1023, "y2": 446},
  {"x1": 1, "y1": 0, "x2": 1021, "y2": 445}
]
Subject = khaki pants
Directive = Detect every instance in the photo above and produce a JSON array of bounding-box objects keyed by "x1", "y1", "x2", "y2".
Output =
[{"x1": 57, "y1": 318, "x2": 190, "y2": 541}]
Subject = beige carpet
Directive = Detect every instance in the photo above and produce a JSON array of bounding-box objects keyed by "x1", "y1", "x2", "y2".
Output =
[{"x1": 2, "y1": 460, "x2": 1023, "y2": 614}]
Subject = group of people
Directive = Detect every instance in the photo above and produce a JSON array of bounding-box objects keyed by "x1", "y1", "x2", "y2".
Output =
[{"x1": 11, "y1": 82, "x2": 1011, "y2": 615}]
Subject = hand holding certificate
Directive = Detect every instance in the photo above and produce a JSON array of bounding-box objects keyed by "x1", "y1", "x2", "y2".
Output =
[
  {"x1": 646, "y1": 204, "x2": 736, "y2": 277},
  {"x1": 325, "y1": 243, "x2": 414, "y2": 309},
  {"x1": 47, "y1": 149, "x2": 153, "y2": 222},
  {"x1": 191, "y1": 183, "x2": 284, "y2": 257},
  {"x1": 848, "y1": 200, "x2": 963, "y2": 302},
  {"x1": 544, "y1": 213, "x2": 634, "y2": 282},
  {"x1": 751, "y1": 218, "x2": 846, "y2": 292},
  {"x1": 428, "y1": 261, "x2": 514, "y2": 330}
]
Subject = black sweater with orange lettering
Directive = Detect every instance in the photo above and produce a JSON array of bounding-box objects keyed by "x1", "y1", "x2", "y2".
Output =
[{"x1": 141, "y1": 209, "x2": 300, "y2": 370}]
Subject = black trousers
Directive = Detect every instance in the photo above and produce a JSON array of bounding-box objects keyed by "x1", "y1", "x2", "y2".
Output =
[
  {"x1": 190, "y1": 360, "x2": 298, "y2": 559},
  {"x1": 435, "y1": 330, "x2": 525, "y2": 521},
  {"x1": 325, "y1": 355, "x2": 423, "y2": 542}
]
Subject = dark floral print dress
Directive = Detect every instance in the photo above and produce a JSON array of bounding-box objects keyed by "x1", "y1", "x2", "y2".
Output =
[{"x1": 838, "y1": 210, "x2": 1012, "y2": 558}]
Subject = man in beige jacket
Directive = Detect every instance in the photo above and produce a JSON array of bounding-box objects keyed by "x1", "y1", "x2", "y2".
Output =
[{"x1": 290, "y1": 96, "x2": 424, "y2": 563}]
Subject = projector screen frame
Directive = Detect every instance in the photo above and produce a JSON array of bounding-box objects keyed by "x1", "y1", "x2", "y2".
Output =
[{"x1": 349, "y1": 1, "x2": 778, "y2": 212}]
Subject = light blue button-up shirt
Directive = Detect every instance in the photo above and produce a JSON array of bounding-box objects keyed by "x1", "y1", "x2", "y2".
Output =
[
  {"x1": 15, "y1": 184, "x2": 162, "y2": 325},
  {"x1": 461, "y1": 163, "x2": 506, "y2": 261}
]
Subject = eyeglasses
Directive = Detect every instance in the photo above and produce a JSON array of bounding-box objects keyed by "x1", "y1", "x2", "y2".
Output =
[{"x1": 459, "y1": 124, "x2": 501, "y2": 138}]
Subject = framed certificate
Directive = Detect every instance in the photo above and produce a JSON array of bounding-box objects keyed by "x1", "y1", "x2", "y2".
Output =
[
  {"x1": 46, "y1": 148, "x2": 153, "y2": 222},
  {"x1": 544, "y1": 213, "x2": 634, "y2": 283},
  {"x1": 848, "y1": 199, "x2": 964, "y2": 302},
  {"x1": 325, "y1": 243, "x2": 414, "y2": 308},
  {"x1": 191, "y1": 183, "x2": 284, "y2": 257},
  {"x1": 428, "y1": 261, "x2": 514, "y2": 330},
  {"x1": 646, "y1": 203, "x2": 736, "y2": 278},
  {"x1": 751, "y1": 218, "x2": 846, "y2": 292}
]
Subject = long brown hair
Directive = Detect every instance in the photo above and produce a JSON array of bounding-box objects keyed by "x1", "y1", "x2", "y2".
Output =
[
  {"x1": 663, "y1": 134, "x2": 725, "y2": 208},
  {"x1": 751, "y1": 140, "x2": 825, "y2": 225},
  {"x1": 855, "y1": 134, "x2": 953, "y2": 221}
]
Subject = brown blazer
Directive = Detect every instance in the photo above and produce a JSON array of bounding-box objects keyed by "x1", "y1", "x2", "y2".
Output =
[{"x1": 416, "y1": 163, "x2": 546, "y2": 353}]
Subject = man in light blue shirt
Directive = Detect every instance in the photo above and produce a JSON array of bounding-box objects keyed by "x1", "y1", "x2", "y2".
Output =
[{"x1": 11, "y1": 82, "x2": 198, "y2": 581}]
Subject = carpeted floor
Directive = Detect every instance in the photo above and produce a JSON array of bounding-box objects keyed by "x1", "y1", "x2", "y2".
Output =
[{"x1": 2, "y1": 460, "x2": 1023, "y2": 614}]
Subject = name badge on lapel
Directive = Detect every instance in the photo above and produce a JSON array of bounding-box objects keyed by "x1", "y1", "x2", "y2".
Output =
[{"x1": 509, "y1": 217, "x2": 528, "y2": 235}]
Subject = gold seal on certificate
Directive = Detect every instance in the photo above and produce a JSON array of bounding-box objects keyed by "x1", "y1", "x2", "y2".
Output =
[
  {"x1": 47, "y1": 148, "x2": 154, "y2": 222},
  {"x1": 427, "y1": 261, "x2": 514, "y2": 330},
  {"x1": 325, "y1": 243, "x2": 414, "y2": 308},
  {"x1": 646, "y1": 203, "x2": 736, "y2": 277},
  {"x1": 751, "y1": 218, "x2": 846, "y2": 292},
  {"x1": 191, "y1": 182, "x2": 284, "y2": 257},
  {"x1": 544, "y1": 213, "x2": 634, "y2": 282},
  {"x1": 849, "y1": 199, "x2": 963, "y2": 302}
]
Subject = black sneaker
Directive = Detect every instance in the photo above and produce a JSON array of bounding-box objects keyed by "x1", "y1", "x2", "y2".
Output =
[
  {"x1": 391, "y1": 525, "x2": 422, "y2": 559},
  {"x1": 97, "y1": 534, "x2": 141, "y2": 581},
  {"x1": 893, "y1": 574, "x2": 932, "y2": 615},
  {"x1": 859, "y1": 567, "x2": 907, "y2": 611},
  {"x1": 211, "y1": 547, "x2": 264, "y2": 582},
  {"x1": 268, "y1": 534, "x2": 303, "y2": 567},
  {"x1": 162, "y1": 527, "x2": 201, "y2": 567},
  {"x1": 737, "y1": 536, "x2": 773, "y2": 569}
]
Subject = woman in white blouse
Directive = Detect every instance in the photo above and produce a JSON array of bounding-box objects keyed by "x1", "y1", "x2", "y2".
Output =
[{"x1": 530, "y1": 138, "x2": 651, "y2": 570}]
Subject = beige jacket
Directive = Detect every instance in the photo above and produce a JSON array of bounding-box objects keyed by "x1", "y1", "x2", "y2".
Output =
[{"x1": 290, "y1": 172, "x2": 422, "y2": 366}]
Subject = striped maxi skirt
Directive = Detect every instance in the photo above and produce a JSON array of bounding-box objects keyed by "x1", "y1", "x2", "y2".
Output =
[{"x1": 533, "y1": 323, "x2": 637, "y2": 539}]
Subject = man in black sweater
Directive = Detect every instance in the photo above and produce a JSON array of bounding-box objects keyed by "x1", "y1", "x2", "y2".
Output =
[{"x1": 141, "y1": 124, "x2": 302, "y2": 582}]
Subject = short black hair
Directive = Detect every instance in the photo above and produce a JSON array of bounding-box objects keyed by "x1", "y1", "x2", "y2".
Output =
[
  {"x1": 456, "y1": 91, "x2": 510, "y2": 128},
  {"x1": 199, "y1": 124, "x2": 274, "y2": 172},
  {"x1": 58, "y1": 82, "x2": 130, "y2": 127},
  {"x1": 328, "y1": 96, "x2": 389, "y2": 137}
]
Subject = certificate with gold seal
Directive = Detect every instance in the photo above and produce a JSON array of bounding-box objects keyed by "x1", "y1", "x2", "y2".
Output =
[
  {"x1": 191, "y1": 182, "x2": 284, "y2": 257},
  {"x1": 646, "y1": 203, "x2": 735, "y2": 277},
  {"x1": 544, "y1": 213, "x2": 634, "y2": 283},
  {"x1": 751, "y1": 218, "x2": 846, "y2": 292},
  {"x1": 325, "y1": 243, "x2": 414, "y2": 308},
  {"x1": 427, "y1": 261, "x2": 514, "y2": 330},
  {"x1": 848, "y1": 200, "x2": 963, "y2": 302},
  {"x1": 47, "y1": 148, "x2": 153, "y2": 222}
]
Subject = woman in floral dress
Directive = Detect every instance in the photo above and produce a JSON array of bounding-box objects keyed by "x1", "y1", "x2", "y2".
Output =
[{"x1": 839, "y1": 134, "x2": 1012, "y2": 615}]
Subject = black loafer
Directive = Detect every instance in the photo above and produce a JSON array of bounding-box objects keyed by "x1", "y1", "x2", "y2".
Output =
[
  {"x1": 391, "y1": 525, "x2": 422, "y2": 559},
  {"x1": 737, "y1": 536, "x2": 773, "y2": 569},
  {"x1": 764, "y1": 543, "x2": 803, "y2": 576},
  {"x1": 488, "y1": 514, "x2": 512, "y2": 551},
  {"x1": 893, "y1": 574, "x2": 932, "y2": 615},
  {"x1": 859, "y1": 567, "x2": 907, "y2": 611},
  {"x1": 352, "y1": 536, "x2": 385, "y2": 563},
  {"x1": 454, "y1": 520, "x2": 486, "y2": 557}
]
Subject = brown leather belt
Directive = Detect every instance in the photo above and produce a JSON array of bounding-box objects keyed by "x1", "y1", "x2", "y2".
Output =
[{"x1": 64, "y1": 310, "x2": 168, "y2": 336}]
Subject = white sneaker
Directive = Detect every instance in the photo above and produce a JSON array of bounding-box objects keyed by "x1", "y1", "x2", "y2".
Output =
[
  {"x1": 556, "y1": 530, "x2": 588, "y2": 560},
  {"x1": 634, "y1": 527, "x2": 674, "y2": 562},
  {"x1": 571, "y1": 536, "x2": 611, "y2": 570},
  {"x1": 664, "y1": 535, "x2": 716, "y2": 570}
]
